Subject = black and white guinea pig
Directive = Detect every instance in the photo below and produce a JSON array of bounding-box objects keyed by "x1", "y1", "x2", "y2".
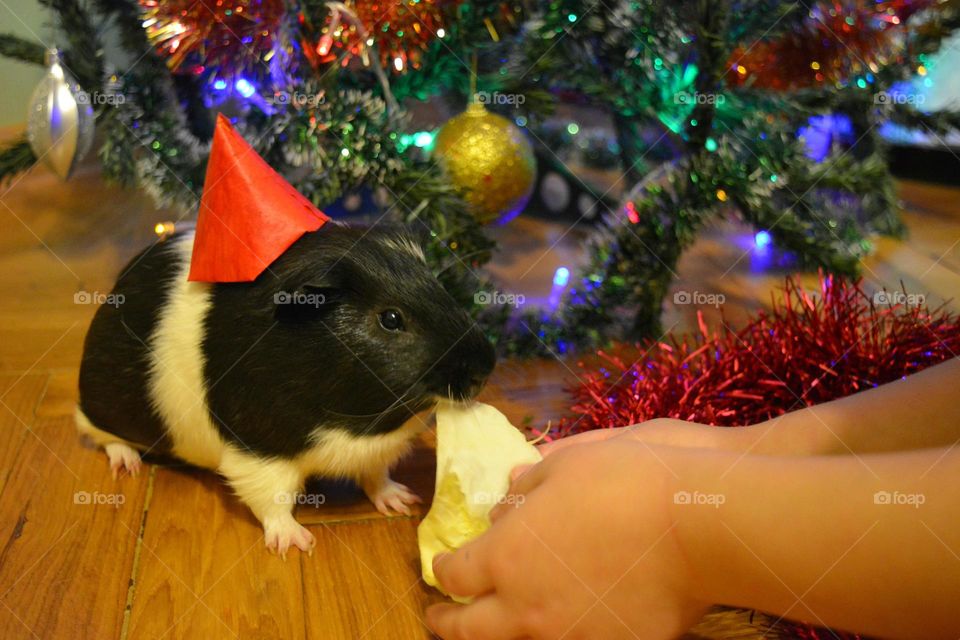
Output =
[{"x1": 76, "y1": 224, "x2": 496, "y2": 556}]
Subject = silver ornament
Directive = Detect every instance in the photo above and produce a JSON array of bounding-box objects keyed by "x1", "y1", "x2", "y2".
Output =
[{"x1": 26, "y1": 48, "x2": 95, "y2": 179}]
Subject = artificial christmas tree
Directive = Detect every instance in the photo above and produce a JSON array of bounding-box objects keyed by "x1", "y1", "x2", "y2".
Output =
[{"x1": 2, "y1": 0, "x2": 958, "y2": 354}]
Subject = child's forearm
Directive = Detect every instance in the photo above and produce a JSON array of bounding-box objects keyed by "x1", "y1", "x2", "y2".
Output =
[
  {"x1": 669, "y1": 446, "x2": 960, "y2": 638},
  {"x1": 733, "y1": 357, "x2": 960, "y2": 456}
]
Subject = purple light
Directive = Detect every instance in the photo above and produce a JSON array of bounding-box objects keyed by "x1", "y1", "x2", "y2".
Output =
[
  {"x1": 754, "y1": 230, "x2": 772, "y2": 249},
  {"x1": 797, "y1": 114, "x2": 854, "y2": 162},
  {"x1": 213, "y1": 79, "x2": 227, "y2": 90}
]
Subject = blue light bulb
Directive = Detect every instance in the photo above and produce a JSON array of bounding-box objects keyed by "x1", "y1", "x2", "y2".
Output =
[{"x1": 235, "y1": 78, "x2": 255, "y2": 98}]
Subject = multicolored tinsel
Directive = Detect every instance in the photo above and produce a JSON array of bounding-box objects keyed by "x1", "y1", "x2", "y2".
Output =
[
  {"x1": 727, "y1": 0, "x2": 935, "y2": 90},
  {"x1": 140, "y1": 0, "x2": 285, "y2": 80},
  {"x1": 550, "y1": 274, "x2": 960, "y2": 438},
  {"x1": 308, "y1": 0, "x2": 458, "y2": 73}
]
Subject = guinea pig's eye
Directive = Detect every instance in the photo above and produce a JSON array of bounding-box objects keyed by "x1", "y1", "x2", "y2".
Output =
[{"x1": 378, "y1": 309, "x2": 405, "y2": 332}]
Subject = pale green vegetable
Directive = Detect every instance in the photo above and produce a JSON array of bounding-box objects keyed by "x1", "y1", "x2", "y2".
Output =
[{"x1": 418, "y1": 401, "x2": 542, "y2": 600}]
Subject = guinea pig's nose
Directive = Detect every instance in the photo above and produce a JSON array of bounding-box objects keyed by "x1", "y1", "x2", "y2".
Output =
[
  {"x1": 465, "y1": 354, "x2": 495, "y2": 398},
  {"x1": 443, "y1": 326, "x2": 496, "y2": 400},
  {"x1": 466, "y1": 372, "x2": 490, "y2": 398}
]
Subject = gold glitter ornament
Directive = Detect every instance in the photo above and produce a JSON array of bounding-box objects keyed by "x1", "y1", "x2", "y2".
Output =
[{"x1": 432, "y1": 103, "x2": 535, "y2": 224}]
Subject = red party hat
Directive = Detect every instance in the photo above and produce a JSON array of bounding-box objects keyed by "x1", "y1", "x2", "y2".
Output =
[{"x1": 188, "y1": 114, "x2": 329, "y2": 282}]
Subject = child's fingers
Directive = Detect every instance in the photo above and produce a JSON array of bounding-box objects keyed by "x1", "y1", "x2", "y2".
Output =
[
  {"x1": 426, "y1": 596, "x2": 521, "y2": 640},
  {"x1": 509, "y1": 464, "x2": 533, "y2": 482},
  {"x1": 506, "y1": 458, "x2": 551, "y2": 497},
  {"x1": 490, "y1": 461, "x2": 549, "y2": 522},
  {"x1": 432, "y1": 539, "x2": 495, "y2": 598},
  {"x1": 537, "y1": 428, "x2": 625, "y2": 456}
]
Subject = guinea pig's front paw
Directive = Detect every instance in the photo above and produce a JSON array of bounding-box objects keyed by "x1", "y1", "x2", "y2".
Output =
[
  {"x1": 365, "y1": 479, "x2": 422, "y2": 517},
  {"x1": 104, "y1": 442, "x2": 142, "y2": 480},
  {"x1": 262, "y1": 514, "x2": 316, "y2": 559}
]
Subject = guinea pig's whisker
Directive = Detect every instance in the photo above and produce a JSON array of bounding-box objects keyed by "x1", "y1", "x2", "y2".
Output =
[
  {"x1": 321, "y1": 384, "x2": 422, "y2": 421},
  {"x1": 322, "y1": 408, "x2": 397, "y2": 419},
  {"x1": 354, "y1": 386, "x2": 427, "y2": 435}
]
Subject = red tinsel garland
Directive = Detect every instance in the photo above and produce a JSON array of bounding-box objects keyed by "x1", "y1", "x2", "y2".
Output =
[
  {"x1": 307, "y1": 0, "x2": 459, "y2": 73},
  {"x1": 140, "y1": 0, "x2": 285, "y2": 78},
  {"x1": 551, "y1": 274, "x2": 959, "y2": 437},
  {"x1": 726, "y1": 0, "x2": 935, "y2": 90}
]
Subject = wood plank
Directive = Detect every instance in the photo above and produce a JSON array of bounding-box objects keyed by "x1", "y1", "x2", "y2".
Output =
[
  {"x1": 0, "y1": 324, "x2": 87, "y2": 373},
  {"x1": 0, "y1": 374, "x2": 48, "y2": 505},
  {"x1": 864, "y1": 238, "x2": 960, "y2": 313},
  {"x1": 481, "y1": 358, "x2": 573, "y2": 429},
  {"x1": 35, "y1": 369, "x2": 79, "y2": 419},
  {"x1": 296, "y1": 442, "x2": 436, "y2": 526},
  {"x1": 0, "y1": 415, "x2": 149, "y2": 639},
  {"x1": 127, "y1": 465, "x2": 306, "y2": 640},
  {"x1": 302, "y1": 517, "x2": 445, "y2": 640}
]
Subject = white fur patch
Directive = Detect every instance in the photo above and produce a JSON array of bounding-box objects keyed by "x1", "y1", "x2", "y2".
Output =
[
  {"x1": 215, "y1": 419, "x2": 424, "y2": 523},
  {"x1": 380, "y1": 236, "x2": 426, "y2": 263},
  {"x1": 219, "y1": 448, "x2": 303, "y2": 520},
  {"x1": 297, "y1": 418, "x2": 426, "y2": 482},
  {"x1": 146, "y1": 233, "x2": 226, "y2": 469}
]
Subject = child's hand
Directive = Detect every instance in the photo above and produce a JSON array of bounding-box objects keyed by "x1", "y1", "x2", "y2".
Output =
[{"x1": 425, "y1": 437, "x2": 709, "y2": 640}]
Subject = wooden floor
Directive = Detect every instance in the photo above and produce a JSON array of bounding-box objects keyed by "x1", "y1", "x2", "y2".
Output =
[{"x1": 0, "y1": 151, "x2": 958, "y2": 640}]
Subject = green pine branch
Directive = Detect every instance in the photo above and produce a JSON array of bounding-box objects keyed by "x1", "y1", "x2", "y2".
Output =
[
  {"x1": 0, "y1": 33, "x2": 46, "y2": 65},
  {"x1": 37, "y1": 0, "x2": 104, "y2": 93},
  {"x1": 0, "y1": 138, "x2": 37, "y2": 187}
]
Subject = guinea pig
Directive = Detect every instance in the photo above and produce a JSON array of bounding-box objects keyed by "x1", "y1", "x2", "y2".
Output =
[{"x1": 76, "y1": 223, "x2": 496, "y2": 556}]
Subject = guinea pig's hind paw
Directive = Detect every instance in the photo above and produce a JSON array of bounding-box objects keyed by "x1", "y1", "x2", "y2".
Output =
[
  {"x1": 104, "y1": 442, "x2": 142, "y2": 480},
  {"x1": 369, "y1": 480, "x2": 422, "y2": 517},
  {"x1": 263, "y1": 515, "x2": 316, "y2": 560}
]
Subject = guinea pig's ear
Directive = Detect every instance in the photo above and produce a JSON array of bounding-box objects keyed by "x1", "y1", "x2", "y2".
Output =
[{"x1": 273, "y1": 284, "x2": 341, "y2": 321}]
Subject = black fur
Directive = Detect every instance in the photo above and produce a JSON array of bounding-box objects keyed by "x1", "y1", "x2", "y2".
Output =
[
  {"x1": 79, "y1": 224, "x2": 496, "y2": 460},
  {"x1": 78, "y1": 241, "x2": 178, "y2": 453},
  {"x1": 203, "y1": 225, "x2": 495, "y2": 457}
]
